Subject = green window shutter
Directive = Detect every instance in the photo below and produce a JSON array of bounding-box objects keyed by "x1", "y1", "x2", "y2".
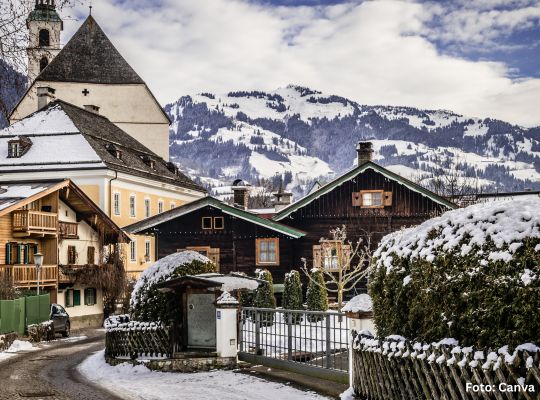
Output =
[
  {"x1": 23, "y1": 244, "x2": 29, "y2": 264},
  {"x1": 15, "y1": 244, "x2": 21, "y2": 264},
  {"x1": 5, "y1": 243, "x2": 11, "y2": 264},
  {"x1": 73, "y1": 290, "x2": 81, "y2": 306}
]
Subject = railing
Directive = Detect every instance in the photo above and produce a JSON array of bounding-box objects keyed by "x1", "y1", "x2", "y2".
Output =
[
  {"x1": 239, "y1": 307, "x2": 349, "y2": 381},
  {"x1": 59, "y1": 221, "x2": 78, "y2": 238},
  {"x1": 12, "y1": 210, "x2": 57, "y2": 234},
  {"x1": 350, "y1": 332, "x2": 540, "y2": 400},
  {"x1": 0, "y1": 264, "x2": 58, "y2": 287}
]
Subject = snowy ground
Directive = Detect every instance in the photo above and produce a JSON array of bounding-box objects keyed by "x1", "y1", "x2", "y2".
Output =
[
  {"x1": 0, "y1": 340, "x2": 36, "y2": 361},
  {"x1": 79, "y1": 350, "x2": 330, "y2": 400}
]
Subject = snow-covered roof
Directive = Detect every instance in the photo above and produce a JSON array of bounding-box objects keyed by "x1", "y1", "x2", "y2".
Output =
[
  {"x1": 0, "y1": 181, "x2": 60, "y2": 211},
  {"x1": 196, "y1": 273, "x2": 260, "y2": 291},
  {"x1": 375, "y1": 197, "x2": 540, "y2": 273},
  {"x1": 341, "y1": 294, "x2": 373, "y2": 313}
]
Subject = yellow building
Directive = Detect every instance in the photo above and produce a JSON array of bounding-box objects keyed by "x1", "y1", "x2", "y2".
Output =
[{"x1": 3, "y1": 2, "x2": 206, "y2": 277}]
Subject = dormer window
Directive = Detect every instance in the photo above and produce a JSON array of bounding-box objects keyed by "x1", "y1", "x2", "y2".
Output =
[
  {"x1": 141, "y1": 155, "x2": 156, "y2": 169},
  {"x1": 106, "y1": 143, "x2": 122, "y2": 160},
  {"x1": 7, "y1": 136, "x2": 32, "y2": 158},
  {"x1": 115, "y1": 150, "x2": 123, "y2": 159},
  {"x1": 166, "y1": 161, "x2": 178, "y2": 175}
]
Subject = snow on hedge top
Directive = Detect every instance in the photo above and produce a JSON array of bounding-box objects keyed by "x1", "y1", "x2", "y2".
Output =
[
  {"x1": 342, "y1": 294, "x2": 373, "y2": 313},
  {"x1": 375, "y1": 198, "x2": 540, "y2": 272},
  {"x1": 131, "y1": 250, "x2": 211, "y2": 304}
]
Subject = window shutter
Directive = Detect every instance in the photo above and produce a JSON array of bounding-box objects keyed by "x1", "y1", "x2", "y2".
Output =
[
  {"x1": 352, "y1": 192, "x2": 362, "y2": 207},
  {"x1": 15, "y1": 244, "x2": 21, "y2": 264},
  {"x1": 87, "y1": 246, "x2": 95, "y2": 265},
  {"x1": 384, "y1": 191, "x2": 393, "y2": 206},
  {"x1": 5, "y1": 243, "x2": 11, "y2": 264},
  {"x1": 312, "y1": 245, "x2": 322, "y2": 269},
  {"x1": 73, "y1": 290, "x2": 81, "y2": 306},
  {"x1": 23, "y1": 244, "x2": 29, "y2": 264}
]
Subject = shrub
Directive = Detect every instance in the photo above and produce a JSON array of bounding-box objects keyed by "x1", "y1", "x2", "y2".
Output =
[
  {"x1": 130, "y1": 251, "x2": 215, "y2": 323},
  {"x1": 283, "y1": 270, "x2": 303, "y2": 323},
  {"x1": 306, "y1": 268, "x2": 328, "y2": 322},
  {"x1": 369, "y1": 198, "x2": 540, "y2": 348},
  {"x1": 253, "y1": 269, "x2": 276, "y2": 326}
]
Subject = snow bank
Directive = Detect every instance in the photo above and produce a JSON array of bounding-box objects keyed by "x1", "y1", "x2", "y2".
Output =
[
  {"x1": 5, "y1": 340, "x2": 33, "y2": 353},
  {"x1": 341, "y1": 294, "x2": 373, "y2": 313},
  {"x1": 79, "y1": 350, "x2": 327, "y2": 400},
  {"x1": 375, "y1": 197, "x2": 540, "y2": 273}
]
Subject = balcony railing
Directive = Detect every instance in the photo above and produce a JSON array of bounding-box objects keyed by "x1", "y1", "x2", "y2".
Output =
[
  {"x1": 0, "y1": 264, "x2": 58, "y2": 288},
  {"x1": 12, "y1": 210, "x2": 57, "y2": 236},
  {"x1": 59, "y1": 221, "x2": 78, "y2": 238}
]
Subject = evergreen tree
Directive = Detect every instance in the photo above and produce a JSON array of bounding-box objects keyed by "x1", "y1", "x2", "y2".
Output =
[
  {"x1": 283, "y1": 270, "x2": 303, "y2": 323},
  {"x1": 306, "y1": 268, "x2": 328, "y2": 322},
  {"x1": 253, "y1": 269, "x2": 276, "y2": 326}
]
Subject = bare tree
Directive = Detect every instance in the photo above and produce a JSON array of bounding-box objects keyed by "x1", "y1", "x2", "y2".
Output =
[{"x1": 301, "y1": 225, "x2": 373, "y2": 311}]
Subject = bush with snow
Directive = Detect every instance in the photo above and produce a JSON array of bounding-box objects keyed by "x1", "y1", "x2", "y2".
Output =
[
  {"x1": 253, "y1": 269, "x2": 276, "y2": 326},
  {"x1": 306, "y1": 268, "x2": 328, "y2": 322},
  {"x1": 282, "y1": 270, "x2": 303, "y2": 323},
  {"x1": 130, "y1": 251, "x2": 215, "y2": 323},
  {"x1": 369, "y1": 198, "x2": 540, "y2": 348}
]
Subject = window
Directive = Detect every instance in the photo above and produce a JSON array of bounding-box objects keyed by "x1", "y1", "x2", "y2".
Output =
[
  {"x1": 170, "y1": 202, "x2": 176, "y2": 210},
  {"x1": 213, "y1": 217, "x2": 224, "y2": 230},
  {"x1": 202, "y1": 217, "x2": 213, "y2": 230},
  {"x1": 39, "y1": 29, "x2": 50, "y2": 46},
  {"x1": 145, "y1": 240, "x2": 151, "y2": 259},
  {"x1": 313, "y1": 241, "x2": 352, "y2": 271},
  {"x1": 256, "y1": 238, "x2": 279, "y2": 265},
  {"x1": 113, "y1": 193, "x2": 120, "y2": 215},
  {"x1": 352, "y1": 190, "x2": 392, "y2": 208},
  {"x1": 87, "y1": 246, "x2": 95, "y2": 265},
  {"x1": 68, "y1": 245, "x2": 77, "y2": 264},
  {"x1": 39, "y1": 57, "x2": 49, "y2": 72},
  {"x1": 130, "y1": 241, "x2": 136, "y2": 262},
  {"x1": 144, "y1": 198, "x2": 151, "y2": 218},
  {"x1": 8, "y1": 142, "x2": 20, "y2": 158},
  {"x1": 65, "y1": 289, "x2": 81, "y2": 307},
  {"x1": 84, "y1": 288, "x2": 97, "y2": 306},
  {"x1": 158, "y1": 200, "x2": 164, "y2": 214},
  {"x1": 129, "y1": 195, "x2": 136, "y2": 217},
  {"x1": 4, "y1": 243, "x2": 37, "y2": 265}
]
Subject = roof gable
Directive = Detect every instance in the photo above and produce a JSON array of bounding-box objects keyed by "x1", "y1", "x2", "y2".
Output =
[
  {"x1": 273, "y1": 161, "x2": 457, "y2": 221},
  {"x1": 124, "y1": 196, "x2": 306, "y2": 238},
  {"x1": 37, "y1": 16, "x2": 143, "y2": 85}
]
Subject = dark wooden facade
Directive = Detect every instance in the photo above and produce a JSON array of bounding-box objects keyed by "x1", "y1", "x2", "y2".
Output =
[
  {"x1": 152, "y1": 205, "x2": 297, "y2": 282},
  {"x1": 277, "y1": 167, "x2": 450, "y2": 271}
]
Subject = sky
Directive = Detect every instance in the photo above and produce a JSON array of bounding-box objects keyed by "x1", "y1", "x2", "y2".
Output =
[{"x1": 59, "y1": 0, "x2": 540, "y2": 126}]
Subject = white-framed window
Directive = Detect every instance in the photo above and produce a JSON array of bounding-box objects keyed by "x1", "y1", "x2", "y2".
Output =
[
  {"x1": 158, "y1": 200, "x2": 164, "y2": 214},
  {"x1": 170, "y1": 202, "x2": 176, "y2": 210},
  {"x1": 130, "y1": 241, "x2": 136, "y2": 262},
  {"x1": 113, "y1": 192, "x2": 120, "y2": 215},
  {"x1": 144, "y1": 198, "x2": 151, "y2": 218},
  {"x1": 256, "y1": 238, "x2": 279, "y2": 265},
  {"x1": 129, "y1": 195, "x2": 136, "y2": 217},
  {"x1": 362, "y1": 191, "x2": 383, "y2": 207},
  {"x1": 145, "y1": 240, "x2": 151, "y2": 258}
]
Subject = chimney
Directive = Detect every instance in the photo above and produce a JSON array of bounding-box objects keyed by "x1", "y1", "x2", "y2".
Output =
[
  {"x1": 231, "y1": 179, "x2": 251, "y2": 210},
  {"x1": 83, "y1": 104, "x2": 100, "y2": 114},
  {"x1": 37, "y1": 86, "x2": 56, "y2": 110},
  {"x1": 273, "y1": 184, "x2": 293, "y2": 212},
  {"x1": 356, "y1": 141, "x2": 373, "y2": 165}
]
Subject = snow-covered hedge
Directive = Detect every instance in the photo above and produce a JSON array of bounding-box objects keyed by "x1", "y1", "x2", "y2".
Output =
[
  {"x1": 369, "y1": 198, "x2": 540, "y2": 348},
  {"x1": 104, "y1": 314, "x2": 165, "y2": 332},
  {"x1": 130, "y1": 251, "x2": 216, "y2": 322}
]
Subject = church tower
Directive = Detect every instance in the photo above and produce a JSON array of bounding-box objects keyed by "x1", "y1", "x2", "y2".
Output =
[{"x1": 26, "y1": 0, "x2": 63, "y2": 82}]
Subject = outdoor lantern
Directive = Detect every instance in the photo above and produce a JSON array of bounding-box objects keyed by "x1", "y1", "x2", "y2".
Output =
[{"x1": 34, "y1": 252, "x2": 43, "y2": 295}]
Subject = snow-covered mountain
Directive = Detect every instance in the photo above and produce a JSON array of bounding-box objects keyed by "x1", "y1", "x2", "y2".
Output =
[{"x1": 165, "y1": 85, "x2": 540, "y2": 198}]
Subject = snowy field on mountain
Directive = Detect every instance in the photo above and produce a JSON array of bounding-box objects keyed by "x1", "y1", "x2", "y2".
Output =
[{"x1": 79, "y1": 350, "x2": 328, "y2": 400}]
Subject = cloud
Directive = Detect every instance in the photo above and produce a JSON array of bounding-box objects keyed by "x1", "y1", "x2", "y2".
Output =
[{"x1": 60, "y1": 0, "x2": 540, "y2": 126}]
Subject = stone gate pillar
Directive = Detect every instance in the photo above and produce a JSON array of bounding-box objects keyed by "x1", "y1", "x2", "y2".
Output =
[{"x1": 215, "y1": 291, "x2": 239, "y2": 358}]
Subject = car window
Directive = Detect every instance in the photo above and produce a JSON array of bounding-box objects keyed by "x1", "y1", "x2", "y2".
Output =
[
  {"x1": 57, "y1": 305, "x2": 66, "y2": 313},
  {"x1": 51, "y1": 305, "x2": 58, "y2": 314}
]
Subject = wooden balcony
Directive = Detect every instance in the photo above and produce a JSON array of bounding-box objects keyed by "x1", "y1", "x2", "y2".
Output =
[
  {"x1": 58, "y1": 263, "x2": 112, "y2": 284},
  {"x1": 0, "y1": 264, "x2": 58, "y2": 288},
  {"x1": 59, "y1": 221, "x2": 78, "y2": 238},
  {"x1": 12, "y1": 210, "x2": 57, "y2": 237}
]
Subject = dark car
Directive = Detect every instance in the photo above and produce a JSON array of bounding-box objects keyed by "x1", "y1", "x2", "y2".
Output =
[{"x1": 50, "y1": 303, "x2": 70, "y2": 337}]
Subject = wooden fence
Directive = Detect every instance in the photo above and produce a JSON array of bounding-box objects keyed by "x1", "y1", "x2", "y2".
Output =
[
  {"x1": 105, "y1": 316, "x2": 172, "y2": 359},
  {"x1": 351, "y1": 332, "x2": 540, "y2": 400}
]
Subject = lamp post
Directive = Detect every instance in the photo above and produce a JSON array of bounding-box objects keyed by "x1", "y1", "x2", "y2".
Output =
[{"x1": 34, "y1": 252, "x2": 43, "y2": 296}]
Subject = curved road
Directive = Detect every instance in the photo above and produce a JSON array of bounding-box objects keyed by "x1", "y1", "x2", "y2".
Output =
[{"x1": 0, "y1": 331, "x2": 124, "y2": 400}]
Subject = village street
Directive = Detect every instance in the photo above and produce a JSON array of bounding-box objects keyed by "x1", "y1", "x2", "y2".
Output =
[{"x1": 0, "y1": 331, "x2": 121, "y2": 400}]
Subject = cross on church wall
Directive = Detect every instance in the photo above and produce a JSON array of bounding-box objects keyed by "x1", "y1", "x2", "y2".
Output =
[{"x1": 82, "y1": 88, "x2": 90, "y2": 96}]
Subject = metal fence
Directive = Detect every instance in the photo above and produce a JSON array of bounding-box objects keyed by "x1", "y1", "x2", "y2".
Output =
[
  {"x1": 238, "y1": 307, "x2": 349, "y2": 383},
  {"x1": 0, "y1": 294, "x2": 50, "y2": 335}
]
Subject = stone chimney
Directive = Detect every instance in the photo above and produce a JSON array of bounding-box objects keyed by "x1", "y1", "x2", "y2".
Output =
[
  {"x1": 37, "y1": 86, "x2": 56, "y2": 110},
  {"x1": 356, "y1": 141, "x2": 373, "y2": 165},
  {"x1": 231, "y1": 179, "x2": 251, "y2": 210},
  {"x1": 83, "y1": 104, "x2": 100, "y2": 114},
  {"x1": 273, "y1": 184, "x2": 293, "y2": 212}
]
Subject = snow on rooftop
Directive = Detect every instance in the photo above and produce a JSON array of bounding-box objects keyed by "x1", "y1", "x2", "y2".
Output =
[
  {"x1": 0, "y1": 183, "x2": 55, "y2": 211},
  {"x1": 1, "y1": 105, "x2": 78, "y2": 136},
  {"x1": 341, "y1": 294, "x2": 373, "y2": 313},
  {"x1": 375, "y1": 197, "x2": 540, "y2": 273},
  {"x1": 197, "y1": 273, "x2": 260, "y2": 291}
]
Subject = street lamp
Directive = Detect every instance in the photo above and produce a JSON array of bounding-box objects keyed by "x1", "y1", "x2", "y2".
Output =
[{"x1": 34, "y1": 252, "x2": 43, "y2": 296}]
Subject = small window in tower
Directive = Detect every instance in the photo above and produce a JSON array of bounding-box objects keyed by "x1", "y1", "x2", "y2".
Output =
[
  {"x1": 39, "y1": 29, "x2": 50, "y2": 47},
  {"x1": 39, "y1": 57, "x2": 49, "y2": 72}
]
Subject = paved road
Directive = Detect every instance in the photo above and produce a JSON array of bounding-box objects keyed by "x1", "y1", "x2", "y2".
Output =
[{"x1": 0, "y1": 331, "x2": 124, "y2": 400}]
